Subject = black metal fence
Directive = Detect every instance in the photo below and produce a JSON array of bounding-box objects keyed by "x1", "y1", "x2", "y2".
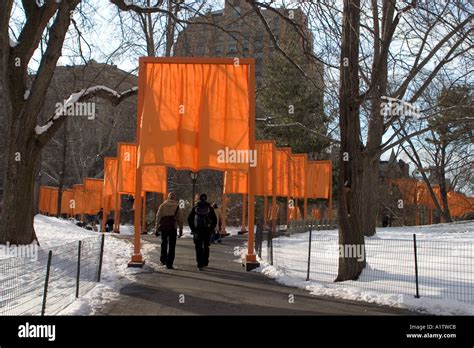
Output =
[
  {"x1": 256, "y1": 221, "x2": 473, "y2": 305},
  {"x1": 0, "y1": 234, "x2": 105, "y2": 315}
]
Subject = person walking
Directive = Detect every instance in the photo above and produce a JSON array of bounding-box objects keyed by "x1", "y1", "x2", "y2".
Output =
[
  {"x1": 188, "y1": 193, "x2": 217, "y2": 270},
  {"x1": 212, "y1": 203, "x2": 223, "y2": 244},
  {"x1": 155, "y1": 192, "x2": 184, "y2": 269}
]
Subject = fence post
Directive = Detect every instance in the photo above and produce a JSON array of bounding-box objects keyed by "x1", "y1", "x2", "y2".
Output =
[
  {"x1": 41, "y1": 250, "x2": 53, "y2": 316},
  {"x1": 97, "y1": 233, "x2": 105, "y2": 282},
  {"x1": 413, "y1": 234, "x2": 420, "y2": 298},
  {"x1": 76, "y1": 241, "x2": 82, "y2": 298},
  {"x1": 306, "y1": 222, "x2": 313, "y2": 281}
]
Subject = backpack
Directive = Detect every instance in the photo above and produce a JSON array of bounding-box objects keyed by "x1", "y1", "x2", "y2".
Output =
[
  {"x1": 194, "y1": 204, "x2": 211, "y2": 230},
  {"x1": 158, "y1": 206, "x2": 179, "y2": 232}
]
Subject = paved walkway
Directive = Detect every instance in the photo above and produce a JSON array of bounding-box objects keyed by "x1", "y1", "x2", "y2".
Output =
[{"x1": 98, "y1": 235, "x2": 414, "y2": 316}]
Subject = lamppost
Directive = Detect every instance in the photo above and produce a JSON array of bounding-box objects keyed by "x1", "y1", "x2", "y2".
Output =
[{"x1": 190, "y1": 171, "x2": 199, "y2": 206}]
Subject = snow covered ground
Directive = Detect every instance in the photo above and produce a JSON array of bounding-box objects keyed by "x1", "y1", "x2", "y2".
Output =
[
  {"x1": 243, "y1": 221, "x2": 474, "y2": 315},
  {"x1": 0, "y1": 215, "x2": 157, "y2": 315}
]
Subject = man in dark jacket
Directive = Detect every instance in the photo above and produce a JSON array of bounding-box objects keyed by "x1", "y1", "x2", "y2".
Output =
[
  {"x1": 188, "y1": 193, "x2": 217, "y2": 270},
  {"x1": 155, "y1": 192, "x2": 184, "y2": 269}
]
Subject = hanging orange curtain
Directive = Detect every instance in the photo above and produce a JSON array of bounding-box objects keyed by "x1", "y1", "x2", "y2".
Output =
[
  {"x1": 224, "y1": 170, "x2": 248, "y2": 194},
  {"x1": 142, "y1": 165, "x2": 167, "y2": 193},
  {"x1": 448, "y1": 192, "x2": 472, "y2": 217},
  {"x1": 117, "y1": 143, "x2": 137, "y2": 195},
  {"x1": 276, "y1": 148, "x2": 291, "y2": 197},
  {"x1": 255, "y1": 140, "x2": 275, "y2": 196},
  {"x1": 306, "y1": 161, "x2": 332, "y2": 199},
  {"x1": 224, "y1": 140, "x2": 275, "y2": 196},
  {"x1": 73, "y1": 184, "x2": 84, "y2": 216},
  {"x1": 290, "y1": 154, "x2": 307, "y2": 198},
  {"x1": 103, "y1": 157, "x2": 118, "y2": 210},
  {"x1": 48, "y1": 187, "x2": 59, "y2": 216},
  {"x1": 138, "y1": 60, "x2": 251, "y2": 171},
  {"x1": 391, "y1": 178, "x2": 418, "y2": 205},
  {"x1": 61, "y1": 189, "x2": 74, "y2": 216},
  {"x1": 39, "y1": 186, "x2": 48, "y2": 214},
  {"x1": 83, "y1": 179, "x2": 103, "y2": 215},
  {"x1": 117, "y1": 143, "x2": 167, "y2": 195}
]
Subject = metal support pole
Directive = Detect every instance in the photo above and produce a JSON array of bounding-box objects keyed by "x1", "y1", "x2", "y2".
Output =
[
  {"x1": 41, "y1": 251, "x2": 53, "y2": 316},
  {"x1": 413, "y1": 234, "x2": 420, "y2": 298},
  {"x1": 98, "y1": 233, "x2": 105, "y2": 282},
  {"x1": 76, "y1": 241, "x2": 82, "y2": 298}
]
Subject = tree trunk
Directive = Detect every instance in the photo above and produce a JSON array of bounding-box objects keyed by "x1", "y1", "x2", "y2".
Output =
[
  {"x1": 359, "y1": 155, "x2": 378, "y2": 236},
  {"x1": 0, "y1": 116, "x2": 40, "y2": 244},
  {"x1": 335, "y1": 0, "x2": 366, "y2": 282}
]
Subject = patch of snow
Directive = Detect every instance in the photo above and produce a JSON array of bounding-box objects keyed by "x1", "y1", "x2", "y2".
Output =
[
  {"x1": 10, "y1": 37, "x2": 18, "y2": 48},
  {"x1": 0, "y1": 215, "x2": 154, "y2": 315},
  {"x1": 23, "y1": 90, "x2": 30, "y2": 100},
  {"x1": 251, "y1": 221, "x2": 474, "y2": 315}
]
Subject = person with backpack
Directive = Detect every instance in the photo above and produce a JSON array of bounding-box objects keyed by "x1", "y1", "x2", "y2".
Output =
[
  {"x1": 155, "y1": 192, "x2": 184, "y2": 269},
  {"x1": 188, "y1": 193, "x2": 217, "y2": 270}
]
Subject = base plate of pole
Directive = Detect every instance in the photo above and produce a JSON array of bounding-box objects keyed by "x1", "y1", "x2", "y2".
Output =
[
  {"x1": 128, "y1": 260, "x2": 145, "y2": 268},
  {"x1": 242, "y1": 257, "x2": 260, "y2": 271},
  {"x1": 237, "y1": 230, "x2": 248, "y2": 235}
]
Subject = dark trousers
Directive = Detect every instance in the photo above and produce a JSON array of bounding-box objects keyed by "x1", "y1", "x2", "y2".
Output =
[
  {"x1": 193, "y1": 232, "x2": 210, "y2": 268},
  {"x1": 160, "y1": 229, "x2": 177, "y2": 267}
]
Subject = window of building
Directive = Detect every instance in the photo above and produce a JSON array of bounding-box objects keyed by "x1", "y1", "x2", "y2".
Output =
[{"x1": 227, "y1": 41, "x2": 237, "y2": 54}]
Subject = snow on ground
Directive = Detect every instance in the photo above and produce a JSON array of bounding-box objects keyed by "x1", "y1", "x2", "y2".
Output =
[
  {"x1": 240, "y1": 221, "x2": 474, "y2": 315},
  {"x1": 0, "y1": 215, "x2": 158, "y2": 315}
]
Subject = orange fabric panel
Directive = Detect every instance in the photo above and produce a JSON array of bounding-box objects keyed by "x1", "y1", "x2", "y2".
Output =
[
  {"x1": 415, "y1": 182, "x2": 441, "y2": 208},
  {"x1": 223, "y1": 170, "x2": 248, "y2": 195},
  {"x1": 306, "y1": 161, "x2": 332, "y2": 199},
  {"x1": 255, "y1": 141, "x2": 275, "y2": 196},
  {"x1": 48, "y1": 187, "x2": 58, "y2": 216},
  {"x1": 276, "y1": 148, "x2": 291, "y2": 197},
  {"x1": 39, "y1": 186, "x2": 48, "y2": 213},
  {"x1": 142, "y1": 165, "x2": 167, "y2": 193},
  {"x1": 290, "y1": 154, "x2": 307, "y2": 198},
  {"x1": 139, "y1": 60, "x2": 250, "y2": 171},
  {"x1": 117, "y1": 143, "x2": 137, "y2": 195},
  {"x1": 448, "y1": 192, "x2": 472, "y2": 217},
  {"x1": 61, "y1": 189, "x2": 74, "y2": 215},
  {"x1": 391, "y1": 178, "x2": 418, "y2": 205},
  {"x1": 73, "y1": 185, "x2": 84, "y2": 216},
  {"x1": 84, "y1": 179, "x2": 103, "y2": 215},
  {"x1": 103, "y1": 157, "x2": 118, "y2": 210}
]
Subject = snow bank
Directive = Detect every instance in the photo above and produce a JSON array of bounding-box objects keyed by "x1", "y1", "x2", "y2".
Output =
[
  {"x1": 0, "y1": 215, "x2": 157, "y2": 315},
  {"x1": 247, "y1": 221, "x2": 474, "y2": 315}
]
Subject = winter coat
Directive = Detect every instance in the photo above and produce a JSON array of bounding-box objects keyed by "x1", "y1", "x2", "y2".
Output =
[
  {"x1": 188, "y1": 201, "x2": 217, "y2": 234},
  {"x1": 155, "y1": 199, "x2": 184, "y2": 232}
]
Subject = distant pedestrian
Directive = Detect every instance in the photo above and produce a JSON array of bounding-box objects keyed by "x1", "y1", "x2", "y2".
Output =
[
  {"x1": 188, "y1": 193, "x2": 217, "y2": 270},
  {"x1": 155, "y1": 192, "x2": 184, "y2": 269},
  {"x1": 211, "y1": 203, "x2": 223, "y2": 244}
]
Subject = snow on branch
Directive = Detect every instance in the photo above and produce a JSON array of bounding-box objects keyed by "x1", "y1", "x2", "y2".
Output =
[{"x1": 35, "y1": 85, "x2": 138, "y2": 136}]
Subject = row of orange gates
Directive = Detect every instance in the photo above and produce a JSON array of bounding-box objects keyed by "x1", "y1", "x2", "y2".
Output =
[
  {"x1": 38, "y1": 140, "x2": 333, "y2": 232},
  {"x1": 391, "y1": 179, "x2": 473, "y2": 223}
]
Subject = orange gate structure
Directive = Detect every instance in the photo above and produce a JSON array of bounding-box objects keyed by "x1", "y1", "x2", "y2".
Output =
[{"x1": 132, "y1": 57, "x2": 257, "y2": 269}]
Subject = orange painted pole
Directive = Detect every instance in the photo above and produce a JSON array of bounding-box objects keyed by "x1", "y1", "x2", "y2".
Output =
[
  {"x1": 241, "y1": 194, "x2": 247, "y2": 232},
  {"x1": 287, "y1": 151, "x2": 292, "y2": 224},
  {"x1": 263, "y1": 196, "x2": 268, "y2": 228},
  {"x1": 130, "y1": 57, "x2": 146, "y2": 266},
  {"x1": 102, "y1": 199, "x2": 107, "y2": 232},
  {"x1": 141, "y1": 193, "x2": 147, "y2": 234},
  {"x1": 246, "y1": 60, "x2": 257, "y2": 265}
]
